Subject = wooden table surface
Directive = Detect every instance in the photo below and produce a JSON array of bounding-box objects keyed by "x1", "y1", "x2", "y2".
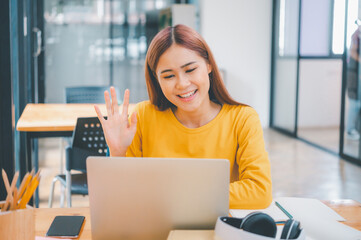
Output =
[
  {"x1": 322, "y1": 199, "x2": 361, "y2": 231},
  {"x1": 16, "y1": 103, "x2": 136, "y2": 132},
  {"x1": 34, "y1": 199, "x2": 361, "y2": 240}
]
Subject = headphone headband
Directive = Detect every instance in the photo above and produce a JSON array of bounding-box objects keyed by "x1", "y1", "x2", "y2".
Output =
[{"x1": 239, "y1": 211, "x2": 263, "y2": 229}]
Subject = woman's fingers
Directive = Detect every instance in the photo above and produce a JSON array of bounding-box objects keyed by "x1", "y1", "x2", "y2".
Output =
[
  {"x1": 104, "y1": 90, "x2": 112, "y2": 117},
  {"x1": 110, "y1": 87, "x2": 119, "y2": 114},
  {"x1": 94, "y1": 105, "x2": 104, "y2": 125},
  {"x1": 122, "y1": 89, "x2": 130, "y2": 117},
  {"x1": 101, "y1": 88, "x2": 131, "y2": 125},
  {"x1": 130, "y1": 111, "x2": 137, "y2": 132}
]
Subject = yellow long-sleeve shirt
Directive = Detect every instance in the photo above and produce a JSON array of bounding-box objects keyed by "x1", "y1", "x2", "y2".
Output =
[{"x1": 126, "y1": 101, "x2": 272, "y2": 209}]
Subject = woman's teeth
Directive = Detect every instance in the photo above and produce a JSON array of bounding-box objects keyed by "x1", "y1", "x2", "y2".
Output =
[{"x1": 179, "y1": 90, "x2": 196, "y2": 98}]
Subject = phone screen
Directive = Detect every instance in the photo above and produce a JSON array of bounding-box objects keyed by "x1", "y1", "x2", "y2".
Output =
[{"x1": 46, "y1": 215, "x2": 85, "y2": 238}]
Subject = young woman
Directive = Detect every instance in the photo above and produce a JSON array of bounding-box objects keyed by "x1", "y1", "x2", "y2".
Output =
[{"x1": 94, "y1": 24, "x2": 272, "y2": 209}]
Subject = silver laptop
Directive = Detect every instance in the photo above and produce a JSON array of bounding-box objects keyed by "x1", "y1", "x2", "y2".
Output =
[{"x1": 86, "y1": 157, "x2": 229, "y2": 240}]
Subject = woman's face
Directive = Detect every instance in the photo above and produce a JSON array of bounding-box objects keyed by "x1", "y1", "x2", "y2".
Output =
[{"x1": 155, "y1": 44, "x2": 212, "y2": 113}]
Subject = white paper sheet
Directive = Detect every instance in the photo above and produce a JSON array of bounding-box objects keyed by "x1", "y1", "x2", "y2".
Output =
[
  {"x1": 275, "y1": 197, "x2": 345, "y2": 221},
  {"x1": 230, "y1": 197, "x2": 345, "y2": 222}
]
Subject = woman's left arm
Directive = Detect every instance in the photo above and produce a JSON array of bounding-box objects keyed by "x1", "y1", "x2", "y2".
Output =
[{"x1": 229, "y1": 108, "x2": 272, "y2": 209}]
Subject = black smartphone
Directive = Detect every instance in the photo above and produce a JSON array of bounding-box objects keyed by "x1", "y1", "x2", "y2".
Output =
[{"x1": 46, "y1": 215, "x2": 85, "y2": 238}]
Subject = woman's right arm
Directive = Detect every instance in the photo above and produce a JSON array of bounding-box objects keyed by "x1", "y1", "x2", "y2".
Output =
[{"x1": 94, "y1": 87, "x2": 137, "y2": 157}]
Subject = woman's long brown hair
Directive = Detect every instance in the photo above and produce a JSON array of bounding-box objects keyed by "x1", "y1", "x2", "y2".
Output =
[{"x1": 145, "y1": 24, "x2": 243, "y2": 110}]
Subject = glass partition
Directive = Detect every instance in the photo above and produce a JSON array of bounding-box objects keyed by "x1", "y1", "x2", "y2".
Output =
[
  {"x1": 43, "y1": 0, "x2": 184, "y2": 104},
  {"x1": 271, "y1": 0, "x2": 361, "y2": 165},
  {"x1": 297, "y1": 59, "x2": 342, "y2": 153},
  {"x1": 271, "y1": 0, "x2": 300, "y2": 133},
  {"x1": 342, "y1": 0, "x2": 361, "y2": 161},
  {"x1": 296, "y1": 0, "x2": 342, "y2": 153}
]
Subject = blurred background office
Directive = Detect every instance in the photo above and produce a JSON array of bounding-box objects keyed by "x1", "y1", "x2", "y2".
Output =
[{"x1": 1, "y1": 0, "x2": 361, "y2": 207}]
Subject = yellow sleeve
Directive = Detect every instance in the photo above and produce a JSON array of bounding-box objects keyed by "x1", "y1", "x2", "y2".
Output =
[
  {"x1": 229, "y1": 108, "x2": 272, "y2": 209},
  {"x1": 126, "y1": 102, "x2": 143, "y2": 157}
]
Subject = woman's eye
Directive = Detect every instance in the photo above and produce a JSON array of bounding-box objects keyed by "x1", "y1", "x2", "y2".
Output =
[
  {"x1": 186, "y1": 68, "x2": 196, "y2": 73},
  {"x1": 164, "y1": 74, "x2": 175, "y2": 79}
]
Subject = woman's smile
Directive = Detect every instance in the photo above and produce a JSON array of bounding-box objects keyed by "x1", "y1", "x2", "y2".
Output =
[{"x1": 177, "y1": 89, "x2": 198, "y2": 101}]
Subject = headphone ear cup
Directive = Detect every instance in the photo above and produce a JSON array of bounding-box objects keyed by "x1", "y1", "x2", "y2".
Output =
[
  {"x1": 281, "y1": 220, "x2": 302, "y2": 239},
  {"x1": 241, "y1": 212, "x2": 277, "y2": 238}
]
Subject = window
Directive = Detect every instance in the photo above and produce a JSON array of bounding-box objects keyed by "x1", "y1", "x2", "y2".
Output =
[
  {"x1": 277, "y1": 0, "x2": 350, "y2": 57},
  {"x1": 332, "y1": 0, "x2": 346, "y2": 54}
]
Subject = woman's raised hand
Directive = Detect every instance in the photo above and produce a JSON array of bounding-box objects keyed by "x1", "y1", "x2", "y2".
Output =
[{"x1": 94, "y1": 87, "x2": 137, "y2": 156}]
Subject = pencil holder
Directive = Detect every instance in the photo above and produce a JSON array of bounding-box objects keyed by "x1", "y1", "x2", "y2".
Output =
[{"x1": 0, "y1": 201, "x2": 34, "y2": 240}]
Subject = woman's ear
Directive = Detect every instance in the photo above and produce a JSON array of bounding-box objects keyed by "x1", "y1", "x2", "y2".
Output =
[{"x1": 207, "y1": 63, "x2": 212, "y2": 74}]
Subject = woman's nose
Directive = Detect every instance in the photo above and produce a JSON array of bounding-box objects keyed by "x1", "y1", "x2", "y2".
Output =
[{"x1": 175, "y1": 75, "x2": 191, "y2": 89}]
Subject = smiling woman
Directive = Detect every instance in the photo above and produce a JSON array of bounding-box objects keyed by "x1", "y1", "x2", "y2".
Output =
[{"x1": 94, "y1": 24, "x2": 272, "y2": 209}]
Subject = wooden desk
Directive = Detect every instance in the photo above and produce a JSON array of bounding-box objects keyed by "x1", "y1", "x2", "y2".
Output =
[
  {"x1": 323, "y1": 199, "x2": 361, "y2": 230},
  {"x1": 34, "y1": 200, "x2": 361, "y2": 240},
  {"x1": 17, "y1": 103, "x2": 135, "y2": 132},
  {"x1": 16, "y1": 103, "x2": 136, "y2": 206}
]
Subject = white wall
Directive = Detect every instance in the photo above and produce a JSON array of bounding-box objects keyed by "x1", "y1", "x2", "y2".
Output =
[{"x1": 200, "y1": 0, "x2": 273, "y2": 127}]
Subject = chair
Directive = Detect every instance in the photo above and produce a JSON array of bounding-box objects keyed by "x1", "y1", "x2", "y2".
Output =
[
  {"x1": 49, "y1": 117, "x2": 108, "y2": 207},
  {"x1": 62, "y1": 86, "x2": 119, "y2": 153}
]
